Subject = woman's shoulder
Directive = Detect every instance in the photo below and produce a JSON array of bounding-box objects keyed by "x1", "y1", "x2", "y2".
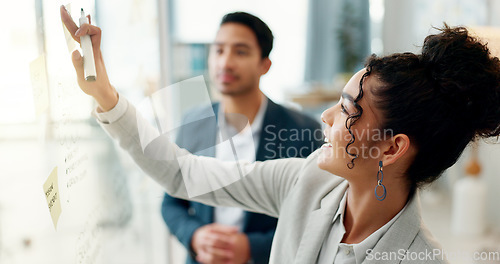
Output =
[{"x1": 404, "y1": 223, "x2": 448, "y2": 263}]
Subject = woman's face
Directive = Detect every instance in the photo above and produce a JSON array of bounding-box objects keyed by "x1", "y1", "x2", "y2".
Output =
[{"x1": 318, "y1": 69, "x2": 386, "y2": 180}]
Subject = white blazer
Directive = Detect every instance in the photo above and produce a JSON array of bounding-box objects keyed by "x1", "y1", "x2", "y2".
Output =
[{"x1": 100, "y1": 99, "x2": 447, "y2": 264}]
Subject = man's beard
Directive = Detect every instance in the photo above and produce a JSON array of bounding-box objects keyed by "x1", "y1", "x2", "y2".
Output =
[{"x1": 218, "y1": 83, "x2": 255, "y2": 97}]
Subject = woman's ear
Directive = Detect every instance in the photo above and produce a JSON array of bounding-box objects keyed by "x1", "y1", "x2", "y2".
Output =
[{"x1": 381, "y1": 134, "x2": 411, "y2": 166}]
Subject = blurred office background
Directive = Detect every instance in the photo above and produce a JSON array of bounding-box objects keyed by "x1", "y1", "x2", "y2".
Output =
[{"x1": 1, "y1": 0, "x2": 499, "y2": 263}]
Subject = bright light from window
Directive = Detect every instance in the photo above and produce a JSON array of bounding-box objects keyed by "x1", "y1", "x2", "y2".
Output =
[
  {"x1": 370, "y1": 0, "x2": 385, "y2": 23},
  {"x1": 0, "y1": 0, "x2": 38, "y2": 123},
  {"x1": 369, "y1": 0, "x2": 385, "y2": 55}
]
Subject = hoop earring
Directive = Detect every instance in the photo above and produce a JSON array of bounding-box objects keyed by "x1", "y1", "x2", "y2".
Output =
[{"x1": 375, "y1": 161, "x2": 387, "y2": 201}]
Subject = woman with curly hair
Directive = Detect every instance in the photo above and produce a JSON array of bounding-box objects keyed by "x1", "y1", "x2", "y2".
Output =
[{"x1": 62, "y1": 5, "x2": 499, "y2": 263}]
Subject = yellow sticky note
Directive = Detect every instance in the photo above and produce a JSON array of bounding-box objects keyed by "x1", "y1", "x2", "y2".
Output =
[
  {"x1": 61, "y1": 3, "x2": 77, "y2": 53},
  {"x1": 43, "y1": 167, "x2": 62, "y2": 229},
  {"x1": 29, "y1": 55, "x2": 50, "y2": 116}
]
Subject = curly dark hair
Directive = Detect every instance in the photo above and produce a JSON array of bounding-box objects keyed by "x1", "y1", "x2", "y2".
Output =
[{"x1": 345, "y1": 24, "x2": 500, "y2": 191}]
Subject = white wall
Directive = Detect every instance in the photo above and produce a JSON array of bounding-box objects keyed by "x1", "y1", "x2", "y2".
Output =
[
  {"x1": 383, "y1": 0, "x2": 489, "y2": 54},
  {"x1": 382, "y1": 0, "x2": 419, "y2": 54}
]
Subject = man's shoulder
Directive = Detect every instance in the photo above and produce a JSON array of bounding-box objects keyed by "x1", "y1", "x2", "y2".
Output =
[
  {"x1": 269, "y1": 101, "x2": 320, "y2": 130},
  {"x1": 181, "y1": 102, "x2": 219, "y2": 124}
]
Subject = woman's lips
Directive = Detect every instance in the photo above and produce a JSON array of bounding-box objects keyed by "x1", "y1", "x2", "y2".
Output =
[
  {"x1": 322, "y1": 137, "x2": 333, "y2": 149},
  {"x1": 321, "y1": 144, "x2": 332, "y2": 150}
]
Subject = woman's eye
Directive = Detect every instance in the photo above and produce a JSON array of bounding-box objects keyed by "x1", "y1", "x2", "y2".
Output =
[{"x1": 341, "y1": 104, "x2": 348, "y2": 114}]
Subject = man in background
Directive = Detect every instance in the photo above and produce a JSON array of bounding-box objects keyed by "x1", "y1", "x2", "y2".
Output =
[{"x1": 161, "y1": 12, "x2": 322, "y2": 264}]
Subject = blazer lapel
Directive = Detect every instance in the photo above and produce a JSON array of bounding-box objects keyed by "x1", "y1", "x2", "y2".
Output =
[
  {"x1": 244, "y1": 99, "x2": 278, "y2": 229},
  {"x1": 181, "y1": 104, "x2": 219, "y2": 223},
  {"x1": 189, "y1": 104, "x2": 218, "y2": 157},
  {"x1": 363, "y1": 194, "x2": 422, "y2": 264},
  {"x1": 294, "y1": 181, "x2": 349, "y2": 264},
  {"x1": 256, "y1": 99, "x2": 283, "y2": 161}
]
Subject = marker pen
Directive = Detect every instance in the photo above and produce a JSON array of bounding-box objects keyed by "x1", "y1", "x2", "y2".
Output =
[{"x1": 79, "y1": 8, "x2": 96, "y2": 81}]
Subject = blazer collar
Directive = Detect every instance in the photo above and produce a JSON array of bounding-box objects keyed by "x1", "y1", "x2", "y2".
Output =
[
  {"x1": 363, "y1": 193, "x2": 422, "y2": 264},
  {"x1": 256, "y1": 99, "x2": 284, "y2": 161},
  {"x1": 293, "y1": 180, "x2": 422, "y2": 264},
  {"x1": 293, "y1": 180, "x2": 350, "y2": 264},
  {"x1": 214, "y1": 98, "x2": 280, "y2": 161},
  {"x1": 193, "y1": 103, "x2": 219, "y2": 157}
]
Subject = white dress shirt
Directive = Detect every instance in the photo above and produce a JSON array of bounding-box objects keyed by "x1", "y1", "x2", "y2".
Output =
[
  {"x1": 213, "y1": 97, "x2": 268, "y2": 230},
  {"x1": 317, "y1": 189, "x2": 407, "y2": 264}
]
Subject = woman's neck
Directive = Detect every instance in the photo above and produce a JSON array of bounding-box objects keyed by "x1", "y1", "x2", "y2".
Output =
[{"x1": 341, "y1": 181, "x2": 410, "y2": 244}]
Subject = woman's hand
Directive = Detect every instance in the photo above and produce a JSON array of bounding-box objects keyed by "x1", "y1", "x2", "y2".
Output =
[{"x1": 60, "y1": 5, "x2": 118, "y2": 112}]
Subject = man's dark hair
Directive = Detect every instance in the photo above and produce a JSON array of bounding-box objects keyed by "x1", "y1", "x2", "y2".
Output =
[{"x1": 221, "y1": 12, "x2": 274, "y2": 59}]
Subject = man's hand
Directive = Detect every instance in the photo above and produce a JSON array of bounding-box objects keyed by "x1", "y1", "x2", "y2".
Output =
[
  {"x1": 192, "y1": 224, "x2": 251, "y2": 264},
  {"x1": 59, "y1": 5, "x2": 118, "y2": 112}
]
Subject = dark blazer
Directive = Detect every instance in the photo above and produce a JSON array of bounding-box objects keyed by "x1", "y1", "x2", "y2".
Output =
[{"x1": 161, "y1": 99, "x2": 322, "y2": 264}]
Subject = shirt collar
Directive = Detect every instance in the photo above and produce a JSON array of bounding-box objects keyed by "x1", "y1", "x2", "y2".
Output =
[
  {"x1": 218, "y1": 95, "x2": 268, "y2": 135},
  {"x1": 333, "y1": 188, "x2": 348, "y2": 224}
]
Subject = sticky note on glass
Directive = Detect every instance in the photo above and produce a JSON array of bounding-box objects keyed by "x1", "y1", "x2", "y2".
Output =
[
  {"x1": 29, "y1": 54, "x2": 50, "y2": 116},
  {"x1": 43, "y1": 167, "x2": 61, "y2": 229}
]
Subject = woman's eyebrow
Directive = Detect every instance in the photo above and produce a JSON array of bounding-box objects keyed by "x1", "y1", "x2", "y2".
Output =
[{"x1": 341, "y1": 92, "x2": 355, "y2": 102}]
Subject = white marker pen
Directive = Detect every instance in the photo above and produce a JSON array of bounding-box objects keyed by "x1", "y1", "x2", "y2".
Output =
[{"x1": 79, "y1": 8, "x2": 96, "y2": 81}]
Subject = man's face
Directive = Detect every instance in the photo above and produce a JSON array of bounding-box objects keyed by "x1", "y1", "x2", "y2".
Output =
[{"x1": 208, "y1": 23, "x2": 270, "y2": 96}]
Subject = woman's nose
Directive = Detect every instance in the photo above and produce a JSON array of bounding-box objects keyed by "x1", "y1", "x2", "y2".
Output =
[{"x1": 321, "y1": 107, "x2": 335, "y2": 127}]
